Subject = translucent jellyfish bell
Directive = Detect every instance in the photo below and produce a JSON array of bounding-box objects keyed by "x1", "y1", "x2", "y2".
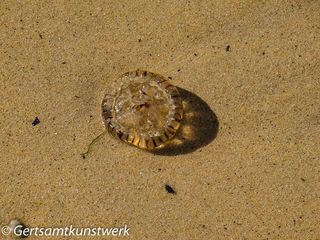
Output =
[{"x1": 101, "y1": 70, "x2": 183, "y2": 149}]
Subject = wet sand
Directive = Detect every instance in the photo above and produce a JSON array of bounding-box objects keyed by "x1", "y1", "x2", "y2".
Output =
[{"x1": 1, "y1": 1, "x2": 319, "y2": 239}]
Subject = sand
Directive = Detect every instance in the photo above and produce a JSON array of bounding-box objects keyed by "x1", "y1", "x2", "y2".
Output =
[{"x1": 1, "y1": 1, "x2": 319, "y2": 239}]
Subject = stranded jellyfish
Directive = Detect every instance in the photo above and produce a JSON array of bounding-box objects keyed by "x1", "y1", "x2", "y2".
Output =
[{"x1": 101, "y1": 70, "x2": 183, "y2": 149}]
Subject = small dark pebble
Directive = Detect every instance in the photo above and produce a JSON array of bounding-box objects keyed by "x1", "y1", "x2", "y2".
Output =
[
  {"x1": 165, "y1": 184, "x2": 176, "y2": 194},
  {"x1": 226, "y1": 45, "x2": 230, "y2": 51},
  {"x1": 62, "y1": 61, "x2": 66, "y2": 64},
  {"x1": 10, "y1": 219, "x2": 29, "y2": 238},
  {"x1": 39, "y1": 33, "x2": 43, "y2": 39},
  {"x1": 194, "y1": 53, "x2": 198, "y2": 56},
  {"x1": 138, "y1": 39, "x2": 142, "y2": 42},
  {"x1": 32, "y1": 117, "x2": 40, "y2": 126},
  {"x1": 168, "y1": 76, "x2": 172, "y2": 79},
  {"x1": 262, "y1": 51, "x2": 265, "y2": 55},
  {"x1": 177, "y1": 69, "x2": 181, "y2": 72},
  {"x1": 300, "y1": 178, "x2": 306, "y2": 182}
]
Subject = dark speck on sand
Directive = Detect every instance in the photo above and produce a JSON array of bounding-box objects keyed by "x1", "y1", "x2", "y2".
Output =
[
  {"x1": 32, "y1": 117, "x2": 40, "y2": 126},
  {"x1": 165, "y1": 184, "x2": 176, "y2": 194}
]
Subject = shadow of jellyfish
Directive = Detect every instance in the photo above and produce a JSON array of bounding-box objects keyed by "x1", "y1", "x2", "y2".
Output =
[{"x1": 151, "y1": 87, "x2": 219, "y2": 156}]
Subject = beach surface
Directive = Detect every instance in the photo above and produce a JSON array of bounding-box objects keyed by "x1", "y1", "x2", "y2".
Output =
[{"x1": 1, "y1": 1, "x2": 319, "y2": 239}]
